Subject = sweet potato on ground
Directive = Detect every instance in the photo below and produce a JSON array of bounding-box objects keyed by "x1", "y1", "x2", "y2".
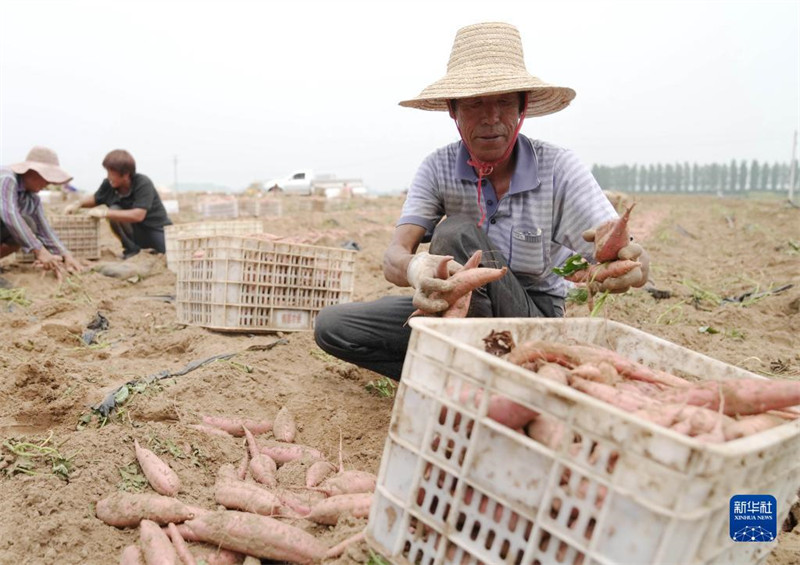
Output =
[
  {"x1": 135, "y1": 439, "x2": 181, "y2": 497},
  {"x1": 318, "y1": 470, "x2": 377, "y2": 496},
  {"x1": 259, "y1": 441, "x2": 324, "y2": 464},
  {"x1": 166, "y1": 522, "x2": 197, "y2": 565},
  {"x1": 306, "y1": 493, "x2": 373, "y2": 525},
  {"x1": 272, "y1": 406, "x2": 297, "y2": 443},
  {"x1": 180, "y1": 510, "x2": 327, "y2": 563},
  {"x1": 119, "y1": 544, "x2": 145, "y2": 565},
  {"x1": 201, "y1": 415, "x2": 273, "y2": 437},
  {"x1": 243, "y1": 426, "x2": 277, "y2": 487},
  {"x1": 306, "y1": 460, "x2": 337, "y2": 488},
  {"x1": 140, "y1": 519, "x2": 178, "y2": 565},
  {"x1": 96, "y1": 492, "x2": 196, "y2": 528}
]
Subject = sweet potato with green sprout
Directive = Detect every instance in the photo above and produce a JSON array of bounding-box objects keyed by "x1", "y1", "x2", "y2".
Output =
[
  {"x1": 180, "y1": 510, "x2": 327, "y2": 563},
  {"x1": 96, "y1": 492, "x2": 196, "y2": 528}
]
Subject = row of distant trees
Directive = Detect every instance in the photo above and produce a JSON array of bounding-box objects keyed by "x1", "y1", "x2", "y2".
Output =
[{"x1": 591, "y1": 160, "x2": 798, "y2": 193}]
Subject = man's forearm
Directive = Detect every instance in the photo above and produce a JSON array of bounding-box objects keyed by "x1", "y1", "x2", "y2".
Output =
[{"x1": 382, "y1": 244, "x2": 415, "y2": 287}]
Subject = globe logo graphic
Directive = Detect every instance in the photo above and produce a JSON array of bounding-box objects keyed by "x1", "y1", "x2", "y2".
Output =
[{"x1": 731, "y1": 525, "x2": 775, "y2": 542}]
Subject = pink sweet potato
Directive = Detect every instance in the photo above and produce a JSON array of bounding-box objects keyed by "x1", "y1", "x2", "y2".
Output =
[
  {"x1": 259, "y1": 441, "x2": 324, "y2": 464},
  {"x1": 187, "y1": 424, "x2": 234, "y2": 439},
  {"x1": 306, "y1": 460, "x2": 337, "y2": 488},
  {"x1": 318, "y1": 470, "x2": 377, "y2": 496},
  {"x1": 243, "y1": 427, "x2": 277, "y2": 488},
  {"x1": 135, "y1": 439, "x2": 181, "y2": 497},
  {"x1": 325, "y1": 530, "x2": 366, "y2": 559},
  {"x1": 201, "y1": 415, "x2": 273, "y2": 437},
  {"x1": 96, "y1": 492, "x2": 196, "y2": 528},
  {"x1": 451, "y1": 382, "x2": 538, "y2": 429},
  {"x1": 569, "y1": 377, "x2": 655, "y2": 412},
  {"x1": 524, "y1": 414, "x2": 567, "y2": 450},
  {"x1": 214, "y1": 474, "x2": 282, "y2": 516},
  {"x1": 272, "y1": 406, "x2": 297, "y2": 443},
  {"x1": 564, "y1": 260, "x2": 640, "y2": 284},
  {"x1": 656, "y1": 378, "x2": 800, "y2": 416},
  {"x1": 724, "y1": 414, "x2": 788, "y2": 440},
  {"x1": 140, "y1": 519, "x2": 178, "y2": 565},
  {"x1": 305, "y1": 493, "x2": 373, "y2": 525},
  {"x1": 180, "y1": 510, "x2": 327, "y2": 563},
  {"x1": 166, "y1": 522, "x2": 197, "y2": 565},
  {"x1": 119, "y1": 544, "x2": 145, "y2": 565},
  {"x1": 593, "y1": 203, "x2": 635, "y2": 263}
]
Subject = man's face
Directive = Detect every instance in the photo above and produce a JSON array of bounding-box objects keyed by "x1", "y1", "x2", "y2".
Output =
[
  {"x1": 107, "y1": 169, "x2": 130, "y2": 191},
  {"x1": 21, "y1": 171, "x2": 49, "y2": 192},
  {"x1": 451, "y1": 93, "x2": 522, "y2": 163}
]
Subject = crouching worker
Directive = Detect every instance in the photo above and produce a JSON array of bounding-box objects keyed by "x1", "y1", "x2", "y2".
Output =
[
  {"x1": 314, "y1": 22, "x2": 649, "y2": 381},
  {"x1": 0, "y1": 146, "x2": 84, "y2": 281},
  {"x1": 66, "y1": 149, "x2": 172, "y2": 259}
]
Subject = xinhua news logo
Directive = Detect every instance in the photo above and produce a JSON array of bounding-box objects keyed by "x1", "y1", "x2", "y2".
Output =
[{"x1": 729, "y1": 494, "x2": 777, "y2": 542}]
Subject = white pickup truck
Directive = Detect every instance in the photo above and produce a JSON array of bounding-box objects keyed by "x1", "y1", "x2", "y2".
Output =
[{"x1": 265, "y1": 170, "x2": 366, "y2": 198}]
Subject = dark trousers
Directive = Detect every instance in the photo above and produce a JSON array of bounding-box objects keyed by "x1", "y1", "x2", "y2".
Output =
[
  {"x1": 108, "y1": 206, "x2": 166, "y2": 254},
  {"x1": 314, "y1": 216, "x2": 564, "y2": 380}
]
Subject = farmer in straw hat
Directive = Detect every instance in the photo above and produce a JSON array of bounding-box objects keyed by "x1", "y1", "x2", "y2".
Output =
[
  {"x1": 0, "y1": 146, "x2": 84, "y2": 282},
  {"x1": 315, "y1": 22, "x2": 649, "y2": 380}
]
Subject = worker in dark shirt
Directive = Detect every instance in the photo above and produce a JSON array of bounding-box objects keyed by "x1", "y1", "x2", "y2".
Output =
[{"x1": 66, "y1": 149, "x2": 172, "y2": 259}]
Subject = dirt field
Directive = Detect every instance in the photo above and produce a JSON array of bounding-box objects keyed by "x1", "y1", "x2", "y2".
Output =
[{"x1": 0, "y1": 193, "x2": 798, "y2": 565}]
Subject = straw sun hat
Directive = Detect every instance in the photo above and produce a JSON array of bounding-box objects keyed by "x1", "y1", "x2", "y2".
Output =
[
  {"x1": 9, "y1": 146, "x2": 72, "y2": 184},
  {"x1": 399, "y1": 22, "x2": 576, "y2": 117}
]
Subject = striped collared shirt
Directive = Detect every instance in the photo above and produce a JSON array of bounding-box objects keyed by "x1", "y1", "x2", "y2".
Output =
[
  {"x1": 0, "y1": 168, "x2": 68, "y2": 255},
  {"x1": 398, "y1": 135, "x2": 617, "y2": 297}
]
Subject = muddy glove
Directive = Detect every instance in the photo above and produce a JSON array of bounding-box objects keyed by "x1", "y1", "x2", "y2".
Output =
[
  {"x1": 406, "y1": 252, "x2": 462, "y2": 313},
  {"x1": 88, "y1": 205, "x2": 108, "y2": 219},
  {"x1": 63, "y1": 201, "x2": 81, "y2": 215}
]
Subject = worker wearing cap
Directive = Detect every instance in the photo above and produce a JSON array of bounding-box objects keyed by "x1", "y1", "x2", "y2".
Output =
[
  {"x1": 0, "y1": 146, "x2": 84, "y2": 281},
  {"x1": 316, "y1": 22, "x2": 649, "y2": 380}
]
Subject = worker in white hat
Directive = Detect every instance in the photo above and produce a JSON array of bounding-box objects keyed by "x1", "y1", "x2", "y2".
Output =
[
  {"x1": 315, "y1": 22, "x2": 649, "y2": 380},
  {"x1": 0, "y1": 146, "x2": 84, "y2": 281}
]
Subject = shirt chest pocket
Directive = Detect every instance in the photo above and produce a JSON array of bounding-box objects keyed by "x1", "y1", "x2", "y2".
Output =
[{"x1": 509, "y1": 225, "x2": 547, "y2": 276}]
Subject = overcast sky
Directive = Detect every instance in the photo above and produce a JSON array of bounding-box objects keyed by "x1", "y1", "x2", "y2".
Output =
[{"x1": 1, "y1": 0, "x2": 798, "y2": 194}]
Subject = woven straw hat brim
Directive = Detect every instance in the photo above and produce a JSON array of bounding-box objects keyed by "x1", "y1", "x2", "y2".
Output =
[
  {"x1": 9, "y1": 161, "x2": 72, "y2": 184},
  {"x1": 399, "y1": 21, "x2": 576, "y2": 118},
  {"x1": 399, "y1": 78, "x2": 576, "y2": 117}
]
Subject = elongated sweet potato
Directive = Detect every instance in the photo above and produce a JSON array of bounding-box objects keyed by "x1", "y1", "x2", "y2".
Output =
[
  {"x1": 564, "y1": 260, "x2": 640, "y2": 284},
  {"x1": 166, "y1": 522, "x2": 197, "y2": 565},
  {"x1": 140, "y1": 519, "x2": 178, "y2": 565},
  {"x1": 96, "y1": 492, "x2": 196, "y2": 528},
  {"x1": 135, "y1": 439, "x2": 181, "y2": 497},
  {"x1": 272, "y1": 406, "x2": 297, "y2": 443},
  {"x1": 657, "y1": 379, "x2": 800, "y2": 416},
  {"x1": 243, "y1": 427, "x2": 277, "y2": 487},
  {"x1": 724, "y1": 414, "x2": 787, "y2": 440},
  {"x1": 201, "y1": 415, "x2": 273, "y2": 437},
  {"x1": 214, "y1": 475, "x2": 281, "y2": 516},
  {"x1": 187, "y1": 424, "x2": 234, "y2": 439},
  {"x1": 593, "y1": 203, "x2": 635, "y2": 262},
  {"x1": 325, "y1": 530, "x2": 366, "y2": 559},
  {"x1": 319, "y1": 470, "x2": 377, "y2": 496},
  {"x1": 259, "y1": 441, "x2": 324, "y2": 464},
  {"x1": 180, "y1": 510, "x2": 327, "y2": 563},
  {"x1": 306, "y1": 493, "x2": 373, "y2": 525}
]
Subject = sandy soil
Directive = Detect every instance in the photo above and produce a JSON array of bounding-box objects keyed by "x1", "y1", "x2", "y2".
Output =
[{"x1": 0, "y1": 193, "x2": 798, "y2": 565}]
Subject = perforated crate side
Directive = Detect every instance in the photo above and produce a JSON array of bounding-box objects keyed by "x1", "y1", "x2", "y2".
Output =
[
  {"x1": 366, "y1": 318, "x2": 800, "y2": 565},
  {"x1": 15, "y1": 215, "x2": 100, "y2": 262},
  {"x1": 164, "y1": 219, "x2": 264, "y2": 272},
  {"x1": 174, "y1": 235, "x2": 355, "y2": 332}
]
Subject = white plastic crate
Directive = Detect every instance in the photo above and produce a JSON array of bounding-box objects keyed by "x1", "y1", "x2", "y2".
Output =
[
  {"x1": 16, "y1": 215, "x2": 100, "y2": 262},
  {"x1": 196, "y1": 195, "x2": 239, "y2": 219},
  {"x1": 367, "y1": 317, "x2": 800, "y2": 565},
  {"x1": 174, "y1": 235, "x2": 356, "y2": 332},
  {"x1": 164, "y1": 219, "x2": 265, "y2": 272},
  {"x1": 237, "y1": 197, "x2": 283, "y2": 218}
]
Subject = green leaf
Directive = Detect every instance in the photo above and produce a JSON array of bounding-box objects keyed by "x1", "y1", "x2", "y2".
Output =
[
  {"x1": 698, "y1": 326, "x2": 719, "y2": 334},
  {"x1": 113, "y1": 386, "x2": 130, "y2": 405},
  {"x1": 552, "y1": 254, "x2": 589, "y2": 277}
]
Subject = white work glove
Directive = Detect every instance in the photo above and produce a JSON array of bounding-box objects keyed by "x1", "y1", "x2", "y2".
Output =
[
  {"x1": 87, "y1": 205, "x2": 109, "y2": 219},
  {"x1": 406, "y1": 252, "x2": 463, "y2": 313},
  {"x1": 63, "y1": 202, "x2": 81, "y2": 215}
]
